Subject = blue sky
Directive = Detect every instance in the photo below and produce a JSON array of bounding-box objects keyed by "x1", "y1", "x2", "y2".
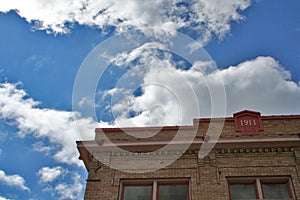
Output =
[{"x1": 0, "y1": 0, "x2": 300, "y2": 199}]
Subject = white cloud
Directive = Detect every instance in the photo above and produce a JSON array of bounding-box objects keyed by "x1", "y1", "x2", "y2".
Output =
[
  {"x1": 32, "y1": 141, "x2": 54, "y2": 156},
  {"x1": 100, "y1": 55, "x2": 300, "y2": 127},
  {"x1": 54, "y1": 174, "x2": 83, "y2": 200},
  {"x1": 98, "y1": 43, "x2": 222, "y2": 126},
  {"x1": 0, "y1": 0, "x2": 251, "y2": 44},
  {"x1": 37, "y1": 170, "x2": 84, "y2": 200},
  {"x1": 37, "y1": 167, "x2": 64, "y2": 183},
  {"x1": 221, "y1": 56, "x2": 300, "y2": 115},
  {"x1": 0, "y1": 82, "x2": 98, "y2": 166},
  {"x1": 0, "y1": 170, "x2": 29, "y2": 191},
  {"x1": 78, "y1": 96, "x2": 93, "y2": 108},
  {"x1": 107, "y1": 42, "x2": 168, "y2": 67},
  {"x1": 0, "y1": 195, "x2": 10, "y2": 200}
]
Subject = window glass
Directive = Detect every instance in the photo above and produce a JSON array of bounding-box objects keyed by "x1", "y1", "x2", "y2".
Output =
[
  {"x1": 123, "y1": 185, "x2": 152, "y2": 200},
  {"x1": 262, "y1": 183, "x2": 290, "y2": 199},
  {"x1": 158, "y1": 184, "x2": 188, "y2": 200},
  {"x1": 230, "y1": 184, "x2": 257, "y2": 200}
]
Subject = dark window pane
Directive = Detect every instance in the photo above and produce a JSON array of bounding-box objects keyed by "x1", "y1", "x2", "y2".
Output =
[
  {"x1": 123, "y1": 185, "x2": 152, "y2": 200},
  {"x1": 230, "y1": 184, "x2": 257, "y2": 200},
  {"x1": 262, "y1": 183, "x2": 290, "y2": 199},
  {"x1": 159, "y1": 184, "x2": 188, "y2": 200}
]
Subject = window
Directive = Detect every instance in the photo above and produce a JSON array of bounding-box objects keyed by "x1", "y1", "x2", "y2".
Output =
[
  {"x1": 230, "y1": 182, "x2": 257, "y2": 199},
  {"x1": 227, "y1": 177, "x2": 295, "y2": 200},
  {"x1": 123, "y1": 185, "x2": 152, "y2": 200},
  {"x1": 119, "y1": 179, "x2": 190, "y2": 200}
]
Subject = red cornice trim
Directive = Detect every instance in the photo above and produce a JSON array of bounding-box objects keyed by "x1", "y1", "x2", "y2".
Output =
[
  {"x1": 261, "y1": 115, "x2": 300, "y2": 120},
  {"x1": 193, "y1": 117, "x2": 233, "y2": 122},
  {"x1": 95, "y1": 114, "x2": 300, "y2": 132},
  {"x1": 95, "y1": 125, "x2": 195, "y2": 132}
]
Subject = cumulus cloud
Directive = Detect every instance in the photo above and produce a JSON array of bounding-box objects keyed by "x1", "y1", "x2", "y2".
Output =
[
  {"x1": 96, "y1": 43, "x2": 203, "y2": 126},
  {"x1": 0, "y1": 195, "x2": 10, "y2": 200},
  {"x1": 54, "y1": 174, "x2": 83, "y2": 200},
  {"x1": 0, "y1": 0, "x2": 251, "y2": 44},
  {"x1": 37, "y1": 166, "x2": 64, "y2": 183},
  {"x1": 32, "y1": 141, "x2": 54, "y2": 156},
  {"x1": 99, "y1": 54, "x2": 300, "y2": 127},
  {"x1": 221, "y1": 56, "x2": 300, "y2": 115},
  {"x1": 0, "y1": 170, "x2": 29, "y2": 191},
  {"x1": 0, "y1": 82, "x2": 98, "y2": 166},
  {"x1": 39, "y1": 170, "x2": 84, "y2": 200}
]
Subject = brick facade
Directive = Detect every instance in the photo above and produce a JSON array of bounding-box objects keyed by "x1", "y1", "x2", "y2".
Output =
[{"x1": 77, "y1": 110, "x2": 300, "y2": 199}]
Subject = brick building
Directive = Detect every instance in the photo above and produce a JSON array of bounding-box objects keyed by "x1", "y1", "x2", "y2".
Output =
[{"x1": 77, "y1": 110, "x2": 300, "y2": 199}]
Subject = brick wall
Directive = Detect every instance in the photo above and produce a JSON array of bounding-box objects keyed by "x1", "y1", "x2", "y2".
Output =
[{"x1": 80, "y1": 114, "x2": 300, "y2": 199}]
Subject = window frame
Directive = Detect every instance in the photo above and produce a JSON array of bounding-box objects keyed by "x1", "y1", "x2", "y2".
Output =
[
  {"x1": 227, "y1": 177, "x2": 295, "y2": 200},
  {"x1": 119, "y1": 178, "x2": 190, "y2": 200}
]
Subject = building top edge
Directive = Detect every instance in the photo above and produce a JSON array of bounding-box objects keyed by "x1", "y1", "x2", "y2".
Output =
[{"x1": 95, "y1": 110, "x2": 300, "y2": 132}]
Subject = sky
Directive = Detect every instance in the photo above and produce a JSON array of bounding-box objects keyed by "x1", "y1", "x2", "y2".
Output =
[{"x1": 0, "y1": 0, "x2": 300, "y2": 199}]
